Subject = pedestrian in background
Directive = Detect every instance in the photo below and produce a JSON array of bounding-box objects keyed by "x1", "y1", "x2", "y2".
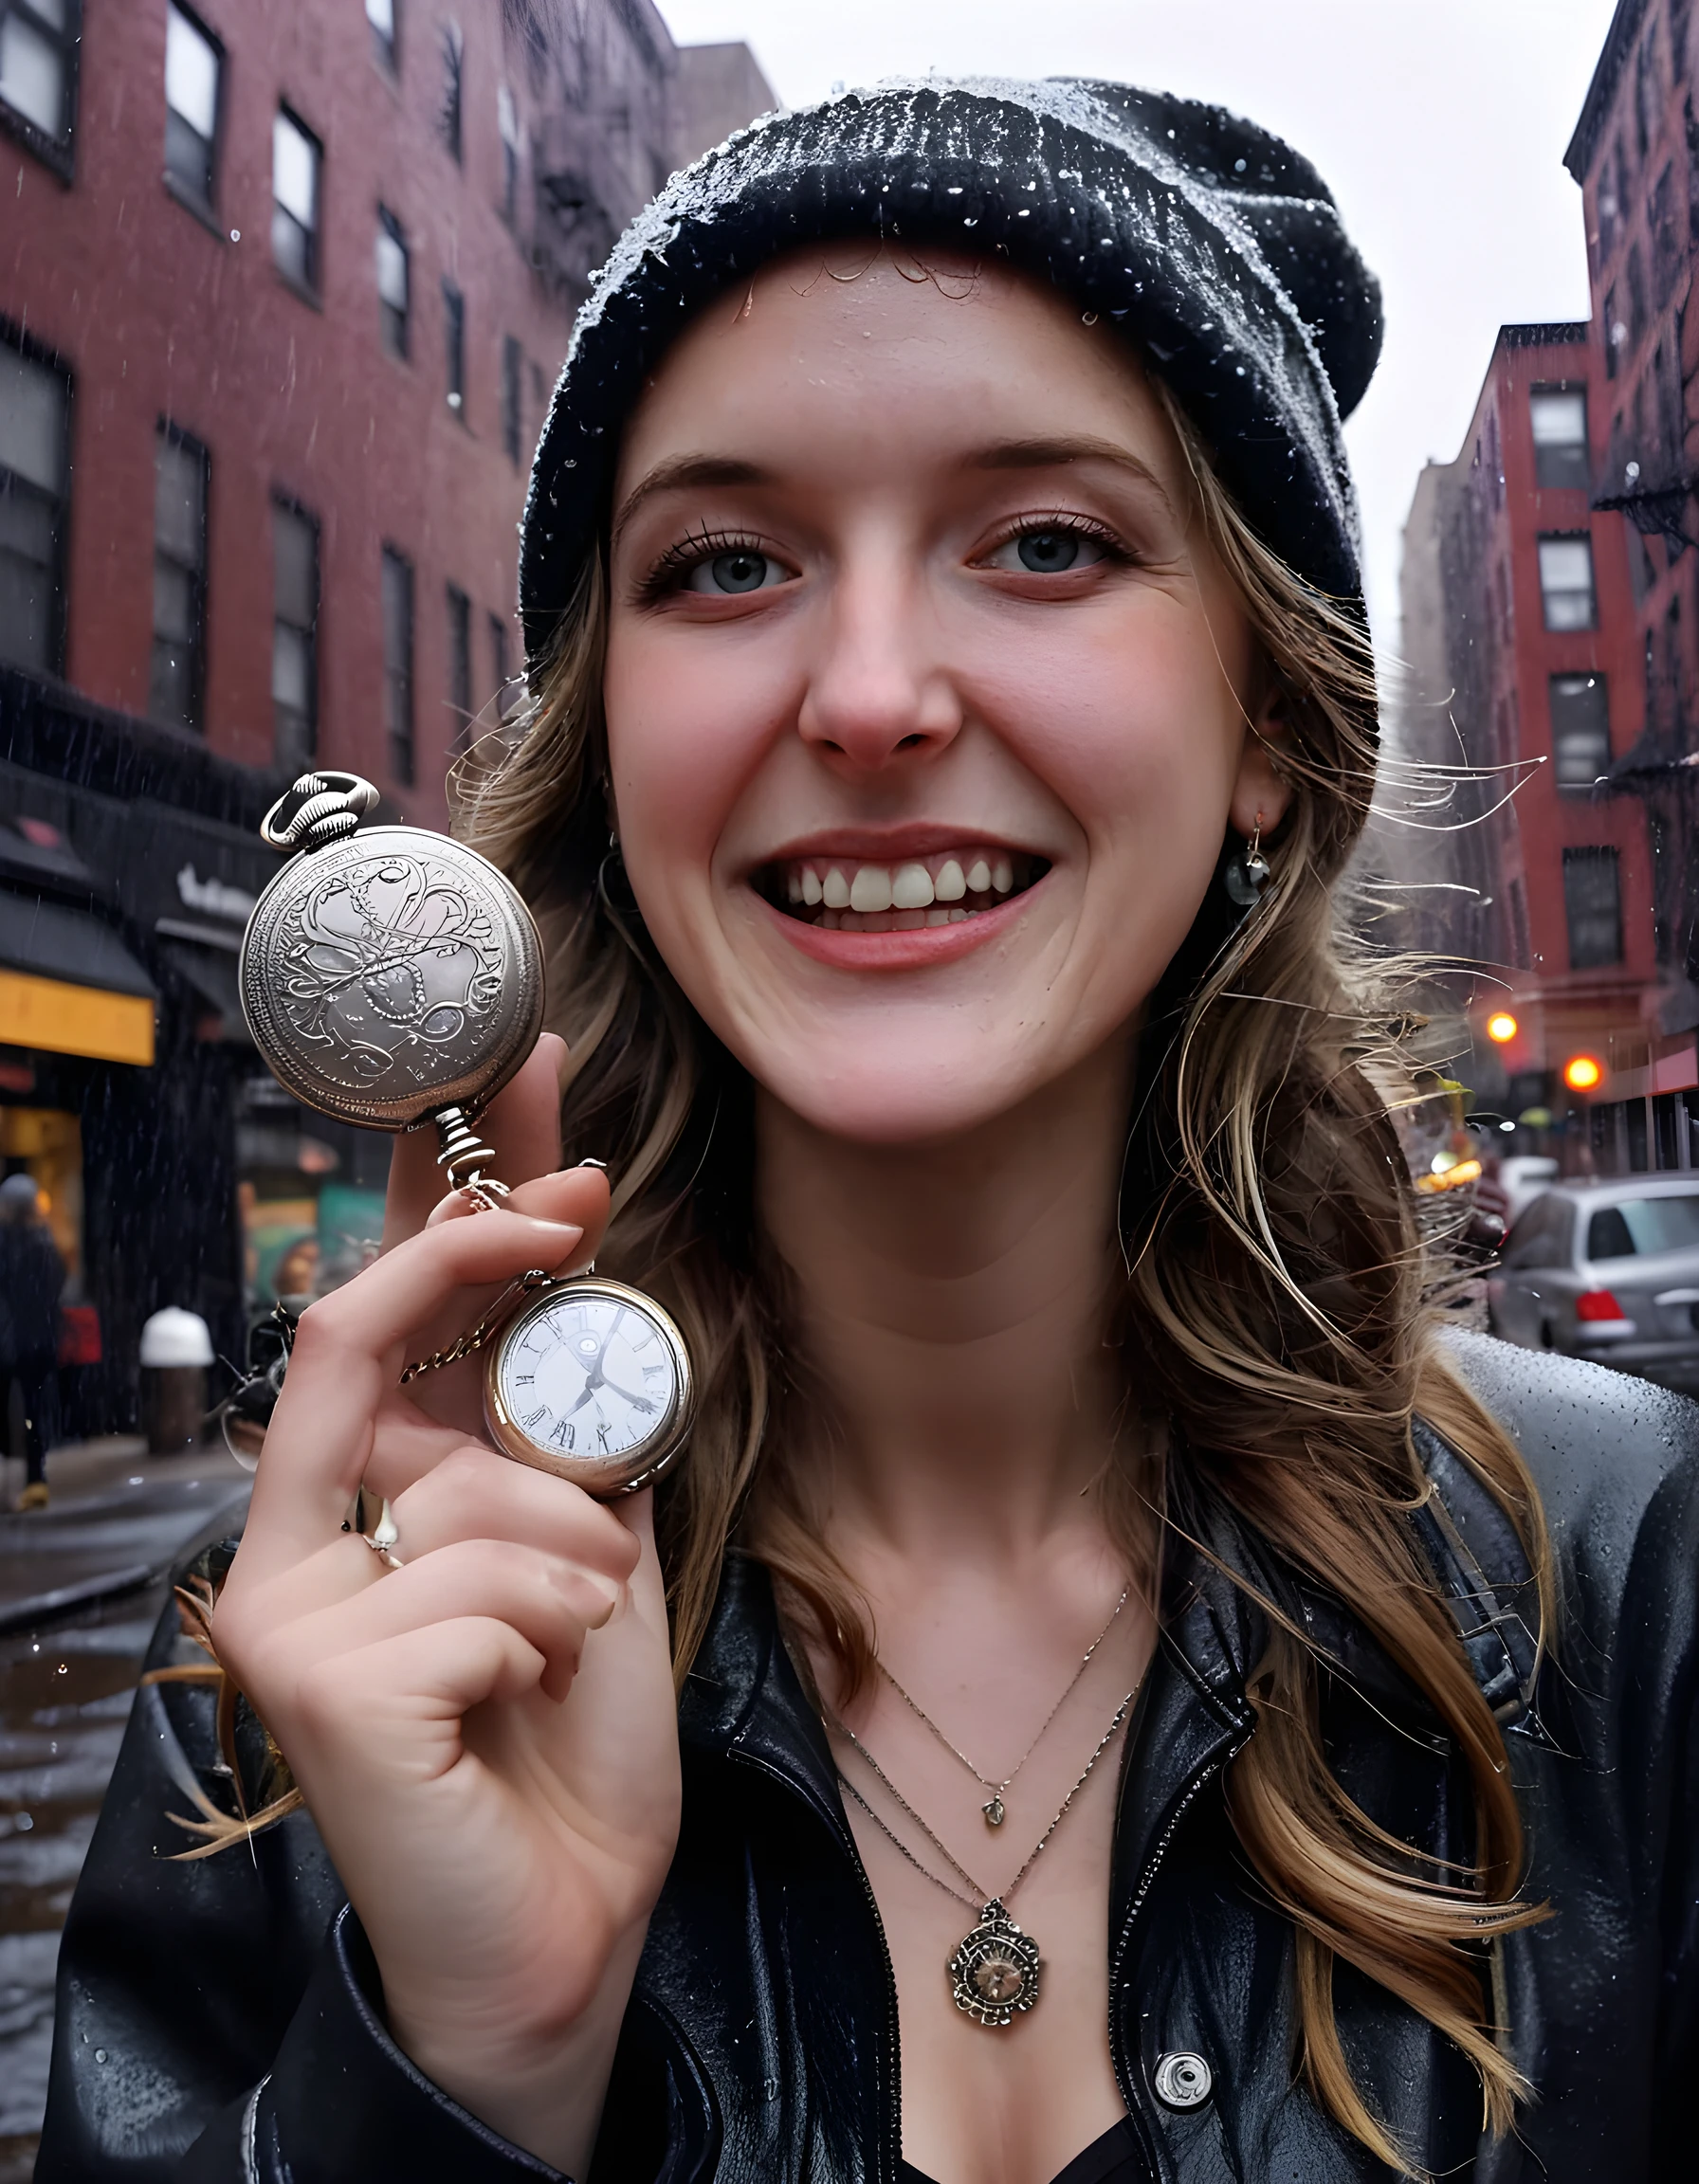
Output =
[{"x1": 0, "y1": 1170, "x2": 64, "y2": 1511}]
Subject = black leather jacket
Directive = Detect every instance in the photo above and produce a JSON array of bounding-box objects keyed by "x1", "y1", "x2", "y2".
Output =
[{"x1": 36, "y1": 1334, "x2": 1699, "y2": 2182}]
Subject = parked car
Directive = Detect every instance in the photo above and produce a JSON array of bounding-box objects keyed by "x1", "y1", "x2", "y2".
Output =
[
  {"x1": 1488, "y1": 1176, "x2": 1699, "y2": 1394},
  {"x1": 1497, "y1": 1156, "x2": 1559, "y2": 1225}
]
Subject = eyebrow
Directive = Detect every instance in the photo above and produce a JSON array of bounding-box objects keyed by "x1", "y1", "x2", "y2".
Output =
[
  {"x1": 612, "y1": 455, "x2": 770, "y2": 545},
  {"x1": 965, "y1": 436, "x2": 1179, "y2": 511},
  {"x1": 611, "y1": 435, "x2": 1179, "y2": 544}
]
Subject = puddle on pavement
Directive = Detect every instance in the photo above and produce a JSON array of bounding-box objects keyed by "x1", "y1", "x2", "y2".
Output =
[{"x1": 0, "y1": 1581, "x2": 169, "y2": 2181}]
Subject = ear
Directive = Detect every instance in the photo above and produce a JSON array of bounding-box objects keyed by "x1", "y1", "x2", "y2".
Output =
[{"x1": 1228, "y1": 680, "x2": 1293, "y2": 841}]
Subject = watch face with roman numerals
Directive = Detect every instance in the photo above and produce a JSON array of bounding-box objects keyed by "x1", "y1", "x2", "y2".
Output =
[{"x1": 484, "y1": 1277, "x2": 692, "y2": 1498}]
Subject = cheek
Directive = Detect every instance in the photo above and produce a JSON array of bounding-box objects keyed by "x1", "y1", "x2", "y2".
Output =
[
  {"x1": 603, "y1": 626, "x2": 777, "y2": 901},
  {"x1": 974, "y1": 602, "x2": 1242, "y2": 876}
]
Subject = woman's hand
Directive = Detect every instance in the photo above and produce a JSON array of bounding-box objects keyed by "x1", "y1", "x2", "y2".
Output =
[{"x1": 211, "y1": 1039, "x2": 682, "y2": 2173}]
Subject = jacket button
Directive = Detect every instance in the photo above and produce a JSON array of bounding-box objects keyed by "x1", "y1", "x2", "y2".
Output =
[{"x1": 1153, "y1": 2051, "x2": 1214, "y2": 2109}]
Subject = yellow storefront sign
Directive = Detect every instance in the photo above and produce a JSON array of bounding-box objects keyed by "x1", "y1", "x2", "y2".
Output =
[{"x1": 0, "y1": 969, "x2": 155, "y2": 1066}]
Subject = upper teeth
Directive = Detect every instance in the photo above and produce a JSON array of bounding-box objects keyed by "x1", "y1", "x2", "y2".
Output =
[{"x1": 783, "y1": 850, "x2": 1018, "y2": 912}]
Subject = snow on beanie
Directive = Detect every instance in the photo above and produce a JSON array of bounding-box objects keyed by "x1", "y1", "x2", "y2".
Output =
[{"x1": 518, "y1": 77, "x2": 1382, "y2": 660}]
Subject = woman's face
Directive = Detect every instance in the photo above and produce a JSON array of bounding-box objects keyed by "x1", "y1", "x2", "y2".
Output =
[{"x1": 604, "y1": 248, "x2": 1288, "y2": 1146}]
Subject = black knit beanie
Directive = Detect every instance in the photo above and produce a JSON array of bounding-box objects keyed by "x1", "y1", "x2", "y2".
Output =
[{"x1": 518, "y1": 77, "x2": 1381, "y2": 660}]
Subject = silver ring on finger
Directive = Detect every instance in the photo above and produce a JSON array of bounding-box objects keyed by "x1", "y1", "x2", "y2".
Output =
[{"x1": 363, "y1": 1497, "x2": 403, "y2": 1573}]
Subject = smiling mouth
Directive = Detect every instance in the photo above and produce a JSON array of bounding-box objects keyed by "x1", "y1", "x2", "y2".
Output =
[{"x1": 756, "y1": 847, "x2": 1049, "y2": 933}]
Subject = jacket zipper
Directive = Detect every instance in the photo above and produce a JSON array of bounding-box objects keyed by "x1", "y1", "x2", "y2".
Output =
[
  {"x1": 727, "y1": 1742, "x2": 904, "y2": 2184},
  {"x1": 1107, "y1": 1732, "x2": 1251, "y2": 2181}
]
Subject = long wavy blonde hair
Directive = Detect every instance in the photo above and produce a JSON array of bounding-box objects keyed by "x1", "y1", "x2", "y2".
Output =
[{"x1": 451, "y1": 360, "x2": 1549, "y2": 2172}]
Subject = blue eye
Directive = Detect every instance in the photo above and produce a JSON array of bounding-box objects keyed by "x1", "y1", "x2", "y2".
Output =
[
  {"x1": 685, "y1": 549, "x2": 782, "y2": 594},
  {"x1": 984, "y1": 526, "x2": 1112, "y2": 575},
  {"x1": 1018, "y1": 531, "x2": 1083, "y2": 572}
]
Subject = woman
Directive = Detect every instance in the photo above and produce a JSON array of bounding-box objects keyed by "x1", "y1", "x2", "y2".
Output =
[{"x1": 40, "y1": 80, "x2": 1699, "y2": 2184}]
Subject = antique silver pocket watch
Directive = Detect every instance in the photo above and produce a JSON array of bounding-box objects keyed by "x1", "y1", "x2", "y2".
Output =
[{"x1": 238, "y1": 770, "x2": 694, "y2": 1499}]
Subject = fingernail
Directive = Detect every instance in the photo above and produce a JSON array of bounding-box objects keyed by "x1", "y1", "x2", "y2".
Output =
[{"x1": 576, "y1": 1156, "x2": 609, "y2": 1172}]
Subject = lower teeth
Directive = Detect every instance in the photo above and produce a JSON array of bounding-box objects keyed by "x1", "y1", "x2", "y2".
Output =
[{"x1": 816, "y1": 904, "x2": 977, "y2": 932}]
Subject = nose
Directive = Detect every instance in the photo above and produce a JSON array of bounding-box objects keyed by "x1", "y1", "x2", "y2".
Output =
[{"x1": 795, "y1": 554, "x2": 962, "y2": 774}]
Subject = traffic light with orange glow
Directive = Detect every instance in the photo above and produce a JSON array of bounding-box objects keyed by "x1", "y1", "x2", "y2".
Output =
[
  {"x1": 1485, "y1": 1011, "x2": 1519, "y2": 1045},
  {"x1": 1562, "y1": 1054, "x2": 1604, "y2": 1094}
]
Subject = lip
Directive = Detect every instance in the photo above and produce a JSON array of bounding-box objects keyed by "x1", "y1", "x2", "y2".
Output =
[{"x1": 753, "y1": 866, "x2": 1050, "y2": 970}]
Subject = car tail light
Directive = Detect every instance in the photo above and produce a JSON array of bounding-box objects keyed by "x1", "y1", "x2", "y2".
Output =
[{"x1": 1576, "y1": 1289, "x2": 1630, "y2": 1323}]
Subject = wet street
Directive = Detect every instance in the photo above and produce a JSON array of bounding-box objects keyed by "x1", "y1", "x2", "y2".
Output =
[
  {"x1": 0, "y1": 1587, "x2": 170, "y2": 2183},
  {"x1": 0, "y1": 1444, "x2": 250, "y2": 2180}
]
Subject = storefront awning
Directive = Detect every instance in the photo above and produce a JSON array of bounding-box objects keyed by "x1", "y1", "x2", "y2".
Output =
[
  {"x1": 0, "y1": 892, "x2": 156, "y2": 1066},
  {"x1": 160, "y1": 938, "x2": 253, "y2": 1046}
]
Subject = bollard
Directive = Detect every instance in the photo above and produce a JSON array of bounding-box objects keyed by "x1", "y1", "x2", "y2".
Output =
[{"x1": 138, "y1": 1308, "x2": 214, "y2": 1454}]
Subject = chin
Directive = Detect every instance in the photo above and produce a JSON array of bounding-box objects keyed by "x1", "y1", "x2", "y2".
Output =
[{"x1": 752, "y1": 1040, "x2": 1064, "y2": 1148}]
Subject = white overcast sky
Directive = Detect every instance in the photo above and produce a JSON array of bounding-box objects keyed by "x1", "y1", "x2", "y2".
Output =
[{"x1": 657, "y1": 0, "x2": 1617, "y2": 662}]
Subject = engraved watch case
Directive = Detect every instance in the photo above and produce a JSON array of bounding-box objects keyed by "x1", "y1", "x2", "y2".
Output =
[{"x1": 239, "y1": 813, "x2": 544, "y2": 1132}]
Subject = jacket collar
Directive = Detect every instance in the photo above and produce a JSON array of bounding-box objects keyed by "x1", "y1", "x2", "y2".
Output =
[
  {"x1": 678, "y1": 1551, "x2": 854, "y2": 1847},
  {"x1": 677, "y1": 1520, "x2": 1268, "y2": 1897}
]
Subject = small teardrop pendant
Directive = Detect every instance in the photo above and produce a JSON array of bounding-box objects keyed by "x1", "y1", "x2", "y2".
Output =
[{"x1": 982, "y1": 1795, "x2": 1006, "y2": 1828}]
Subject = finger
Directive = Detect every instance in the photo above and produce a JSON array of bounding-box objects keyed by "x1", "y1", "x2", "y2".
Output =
[
  {"x1": 382, "y1": 1447, "x2": 643, "y2": 1583},
  {"x1": 384, "y1": 1034, "x2": 570, "y2": 1250},
  {"x1": 242, "y1": 1209, "x2": 586, "y2": 1574},
  {"x1": 424, "y1": 1165, "x2": 610, "y2": 1257},
  {"x1": 396, "y1": 1163, "x2": 612, "y2": 1441},
  {"x1": 289, "y1": 1618, "x2": 553, "y2": 1778},
  {"x1": 299, "y1": 1538, "x2": 621, "y2": 1704}
]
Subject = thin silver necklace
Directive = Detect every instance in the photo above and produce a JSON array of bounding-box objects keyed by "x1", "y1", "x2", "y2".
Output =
[
  {"x1": 830, "y1": 1685, "x2": 1137, "y2": 2029},
  {"x1": 876, "y1": 1584, "x2": 1130, "y2": 1828}
]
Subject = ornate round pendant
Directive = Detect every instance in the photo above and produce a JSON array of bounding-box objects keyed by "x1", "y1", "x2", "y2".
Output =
[
  {"x1": 239, "y1": 815, "x2": 543, "y2": 1131},
  {"x1": 947, "y1": 1900, "x2": 1041, "y2": 2029},
  {"x1": 484, "y1": 1275, "x2": 695, "y2": 1498}
]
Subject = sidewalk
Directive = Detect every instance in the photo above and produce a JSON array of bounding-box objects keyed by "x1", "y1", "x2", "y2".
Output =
[{"x1": 0, "y1": 1435, "x2": 252, "y2": 1636}]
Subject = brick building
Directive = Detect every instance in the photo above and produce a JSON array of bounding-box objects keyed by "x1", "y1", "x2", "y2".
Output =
[
  {"x1": 1397, "y1": 322, "x2": 1656, "y2": 1167},
  {"x1": 1563, "y1": 0, "x2": 1699, "y2": 1159},
  {"x1": 0, "y1": 0, "x2": 770, "y2": 1430}
]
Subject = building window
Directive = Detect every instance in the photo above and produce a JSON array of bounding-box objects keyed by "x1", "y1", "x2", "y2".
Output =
[
  {"x1": 1549, "y1": 674, "x2": 1610, "y2": 790},
  {"x1": 446, "y1": 583, "x2": 471, "y2": 751},
  {"x1": 1635, "y1": 29, "x2": 1660, "y2": 162},
  {"x1": 443, "y1": 282, "x2": 465, "y2": 413},
  {"x1": 1628, "y1": 243, "x2": 1649, "y2": 341},
  {"x1": 1562, "y1": 846, "x2": 1623, "y2": 970},
  {"x1": 0, "y1": 327, "x2": 69, "y2": 675},
  {"x1": 1530, "y1": 388, "x2": 1588, "y2": 491},
  {"x1": 489, "y1": 610, "x2": 513, "y2": 719},
  {"x1": 1650, "y1": 162, "x2": 1681, "y2": 302},
  {"x1": 1507, "y1": 875, "x2": 1531, "y2": 971},
  {"x1": 1605, "y1": 283, "x2": 1623, "y2": 378},
  {"x1": 498, "y1": 82, "x2": 521, "y2": 220},
  {"x1": 272, "y1": 498, "x2": 318, "y2": 773},
  {"x1": 0, "y1": 0, "x2": 78, "y2": 166},
  {"x1": 1537, "y1": 535, "x2": 1597, "y2": 631},
  {"x1": 376, "y1": 207, "x2": 409, "y2": 358},
  {"x1": 366, "y1": 0, "x2": 396, "y2": 70},
  {"x1": 150, "y1": 423, "x2": 209, "y2": 733},
  {"x1": 272, "y1": 108, "x2": 321, "y2": 294},
  {"x1": 502, "y1": 335, "x2": 521, "y2": 464},
  {"x1": 381, "y1": 545, "x2": 414, "y2": 784},
  {"x1": 164, "y1": 4, "x2": 220, "y2": 209},
  {"x1": 441, "y1": 23, "x2": 463, "y2": 162}
]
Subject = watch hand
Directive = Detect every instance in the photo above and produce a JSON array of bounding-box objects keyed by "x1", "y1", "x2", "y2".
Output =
[
  {"x1": 600, "y1": 1377, "x2": 658, "y2": 1411},
  {"x1": 575, "y1": 1310, "x2": 625, "y2": 1392}
]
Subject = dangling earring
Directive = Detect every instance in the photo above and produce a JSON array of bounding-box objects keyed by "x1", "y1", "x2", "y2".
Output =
[{"x1": 1224, "y1": 810, "x2": 1270, "y2": 908}]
